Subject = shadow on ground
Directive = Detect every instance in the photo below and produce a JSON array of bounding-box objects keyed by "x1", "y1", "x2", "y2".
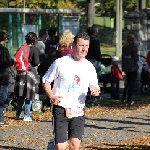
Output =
[
  {"x1": 83, "y1": 144, "x2": 150, "y2": 150},
  {"x1": 0, "y1": 145, "x2": 33, "y2": 150}
]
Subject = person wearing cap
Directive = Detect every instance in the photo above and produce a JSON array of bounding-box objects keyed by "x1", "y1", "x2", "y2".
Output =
[{"x1": 111, "y1": 56, "x2": 122, "y2": 100}]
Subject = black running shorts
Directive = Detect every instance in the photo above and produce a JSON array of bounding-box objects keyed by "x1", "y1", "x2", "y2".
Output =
[{"x1": 52, "y1": 105, "x2": 85, "y2": 144}]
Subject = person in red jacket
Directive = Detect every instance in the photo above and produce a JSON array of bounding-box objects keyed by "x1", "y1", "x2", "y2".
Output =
[
  {"x1": 111, "y1": 56, "x2": 123, "y2": 100},
  {"x1": 146, "y1": 51, "x2": 150, "y2": 74}
]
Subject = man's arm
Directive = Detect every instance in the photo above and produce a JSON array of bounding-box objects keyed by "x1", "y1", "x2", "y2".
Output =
[
  {"x1": 42, "y1": 82, "x2": 62, "y2": 105},
  {"x1": 1, "y1": 47, "x2": 14, "y2": 67},
  {"x1": 42, "y1": 59, "x2": 62, "y2": 105},
  {"x1": 32, "y1": 46, "x2": 40, "y2": 66},
  {"x1": 42, "y1": 83, "x2": 54, "y2": 99}
]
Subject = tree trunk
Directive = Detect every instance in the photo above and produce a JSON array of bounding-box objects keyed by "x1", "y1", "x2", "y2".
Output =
[{"x1": 87, "y1": 0, "x2": 95, "y2": 27}]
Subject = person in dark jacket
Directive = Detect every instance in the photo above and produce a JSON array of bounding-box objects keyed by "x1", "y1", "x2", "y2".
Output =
[
  {"x1": 111, "y1": 56, "x2": 122, "y2": 100},
  {"x1": 0, "y1": 29, "x2": 14, "y2": 126},
  {"x1": 121, "y1": 33, "x2": 139, "y2": 105},
  {"x1": 45, "y1": 27, "x2": 59, "y2": 55},
  {"x1": 85, "y1": 25, "x2": 101, "y2": 101},
  {"x1": 86, "y1": 25, "x2": 101, "y2": 81},
  {"x1": 38, "y1": 48, "x2": 57, "y2": 77},
  {"x1": 15, "y1": 32, "x2": 40, "y2": 121}
]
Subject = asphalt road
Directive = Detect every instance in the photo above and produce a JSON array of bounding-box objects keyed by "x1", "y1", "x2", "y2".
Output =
[{"x1": 0, "y1": 104, "x2": 150, "y2": 150}]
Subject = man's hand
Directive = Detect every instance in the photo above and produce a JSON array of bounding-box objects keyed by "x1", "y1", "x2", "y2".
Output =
[
  {"x1": 50, "y1": 95, "x2": 63, "y2": 105},
  {"x1": 90, "y1": 87, "x2": 100, "y2": 96}
]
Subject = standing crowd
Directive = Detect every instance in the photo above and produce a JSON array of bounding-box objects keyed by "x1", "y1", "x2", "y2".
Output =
[{"x1": 0, "y1": 25, "x2": 142, "y2": 150}]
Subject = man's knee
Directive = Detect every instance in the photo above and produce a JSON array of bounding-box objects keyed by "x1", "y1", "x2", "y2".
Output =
[
  {"x1": 54, "y1": 142, "x2": 68, "y2": 150},
  {"x1": 68, "y1": 137, "x2": 81, "y2": 150}
]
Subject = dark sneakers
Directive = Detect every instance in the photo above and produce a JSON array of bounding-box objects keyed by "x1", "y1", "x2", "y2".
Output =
[
  {"x1": 121, "y1": 100, "x2": 135, "y2": 106},
  {"x1": 121, "y1": 99, "x2": 126, "y2": 104},
  {"x1": 127, "y1": 101, "x2": 135, "y2": 106},
  {"x1": 0, "y1": 121, "x2": 9, "y2": 126}
]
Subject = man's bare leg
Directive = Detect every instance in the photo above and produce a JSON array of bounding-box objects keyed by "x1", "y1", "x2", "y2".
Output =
[
  {"x1": 54, "y1": 142, "x2": 68, "y2": 150},
  {"x1": 68, "y1": 137, "x2": 81, "y2": 150}
]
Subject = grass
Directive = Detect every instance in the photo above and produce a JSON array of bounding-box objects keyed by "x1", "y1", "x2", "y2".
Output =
[
  {"x1": 94, "y1": 17, "x2": 113, "y2": 28},
  {"x1": 94, "y1": 16, "x2": 125, "y2": 29},
  {"x1": 101, "y1": 46, "x2": 115, "y2": 55}
]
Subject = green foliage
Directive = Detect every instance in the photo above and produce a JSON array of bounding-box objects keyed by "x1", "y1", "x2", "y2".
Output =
[
  {"x1": 97, "y1": 0, "x2": 116, "y2": 17},
  {"x1": 0, "y1": 0, "x2": 8, "y2": 7},
  {"x1": 97, "y1": 0, "x2": 150, "y2": 18},
  {"x1": 146, "y1": 0, "x2": 150, "y2": 8},
  {"x1": 122, "y1": 0, "x2": 137, "y2": 11},
  {"x1": 56, "y1": 0, "x2": 77, "y2": 9},
  {"x1": 7, "y1": 0, "x2": 79, "y2": 9},
  {"x1": 98, "y1": 0, "x2": 137, "y2": 17}
]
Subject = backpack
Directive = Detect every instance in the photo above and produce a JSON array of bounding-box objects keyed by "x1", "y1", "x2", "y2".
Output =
[
  {"x1": 122, "y1": 45, "x2": 138, "y2": 72},
  {"x1": 14, "y1": 44, "x2": 30, "y2": 72}
]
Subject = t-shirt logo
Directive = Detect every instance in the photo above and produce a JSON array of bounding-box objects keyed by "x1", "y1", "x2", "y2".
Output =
[
  {"x1": 68, "y1": 75, "x2": 81, "y2": 92},
  {"x1": 74, "y1": 75, "x2": 80, "y2": 84}
]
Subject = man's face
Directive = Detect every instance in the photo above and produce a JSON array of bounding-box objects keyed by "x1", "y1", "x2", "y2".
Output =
[{"x1": 73, "y1": 38, "x2": 89, "y2": 60}]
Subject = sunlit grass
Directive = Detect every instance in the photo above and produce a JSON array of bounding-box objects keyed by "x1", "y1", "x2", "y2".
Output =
[{"x1": 101, "y1": 46, "x2": 115, "y2": 55}]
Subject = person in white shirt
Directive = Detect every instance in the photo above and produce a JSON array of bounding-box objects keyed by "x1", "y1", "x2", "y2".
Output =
[{"x1": 42, "y1": 32, "x2": 100, "y2": 150}]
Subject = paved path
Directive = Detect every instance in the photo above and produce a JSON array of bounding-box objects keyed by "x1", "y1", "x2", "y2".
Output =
[
  {"x1": 83, "y1": 107, "x2": 150, "y2": 146},
  {"x1": 0, "y1": 105, "x2": 150, "y2": 150}
]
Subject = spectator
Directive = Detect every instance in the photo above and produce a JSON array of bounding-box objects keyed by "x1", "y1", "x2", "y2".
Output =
[
  {"x1": 0, "y1": 29, "x2": 14, "y2": 126},
  {"x1": 86, "y1": 27, "x2": 91, "y2": 36},
  {"x1": 146, "y1": 49, "x2": 150, "y2": 75},
  {"x1": 38, "y1": 47, "x2": 57, "y2": 94},
  {"x1": 111, "y1": 56, "x2": 122, "y2": 100},
  {"x1": 122, "y1": 32, "x2": 139, "y2": 105},
  {"x1": 42, "y1": 32, "x2": 100, "y2": 150},
  {"x1": 58, "y1": 29, "x2": 74, "y2": 57},
  {"x1": 45, "y1": 27, "x2": 59, "y2": 55},
  {"x1": 35, "y1": 28, "x2": 47, "y2": 63},
  {"x1": 15, "y1": 32, "x2": 40, "y2": 121},
  {"x1": 86, "y1": 25, "x2": 101, "y2": 81},
  {"x1": 38, "y1": 48, "x2": 57, "y2": 77}
]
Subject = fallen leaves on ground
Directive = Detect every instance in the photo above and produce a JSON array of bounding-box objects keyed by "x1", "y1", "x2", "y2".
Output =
[
  {"x1": 79, "y1": 136, "x2": 150, "y2": 150},
  {"x1": 1, "y1": 95, "x2": 150, "y2": 149}
]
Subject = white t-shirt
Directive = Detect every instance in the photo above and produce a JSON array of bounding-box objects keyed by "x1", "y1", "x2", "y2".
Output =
[{"x1": 42, "y1": 54, "x2": 100, "y2": 108}]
